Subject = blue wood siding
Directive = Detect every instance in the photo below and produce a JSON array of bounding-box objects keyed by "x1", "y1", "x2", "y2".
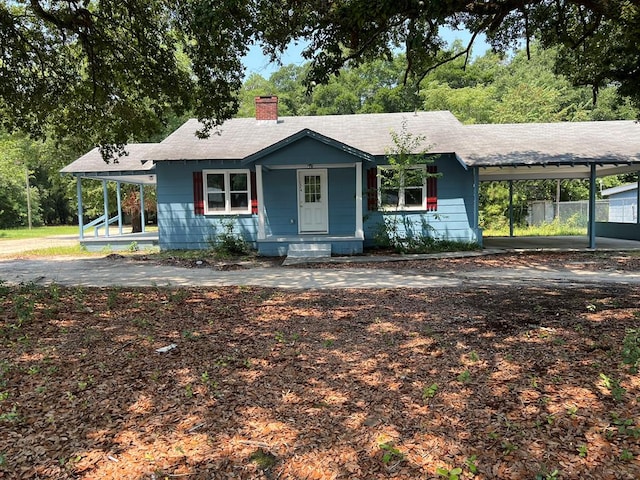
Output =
[
  {"x1": 255, "y1": 136, "x2": 363, "y2": 167},
  {"x1": 156, "y1": 161, "x2": 258, "y2": 250},
  {"x1": 260, "y1": 167, "x2": 357, "y2": 236},
  {"x1": 261, "y1": 169, "x2": 298, "y2": 236},
  {"x1": 155, "y1": 151, "x2": 480, "y2": 253},
  {"x1": 363, "y1": 155, "x2": 480, "y2": 245}
]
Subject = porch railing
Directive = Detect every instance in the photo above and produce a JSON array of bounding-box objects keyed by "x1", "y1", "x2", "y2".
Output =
[{"x1": 83, "y1": 214, "x2": 120, "y2": 237}]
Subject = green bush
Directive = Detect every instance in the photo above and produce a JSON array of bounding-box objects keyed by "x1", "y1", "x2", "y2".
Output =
[{"x1": 209, "y1": 219, "x2": 250, "y2": 257}]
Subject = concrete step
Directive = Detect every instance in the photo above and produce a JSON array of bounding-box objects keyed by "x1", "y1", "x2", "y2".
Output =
[{"x1": 286, "y1": 243, "x2": 332, "y2": 258}]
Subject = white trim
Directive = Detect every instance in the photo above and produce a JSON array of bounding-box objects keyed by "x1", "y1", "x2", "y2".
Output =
[
  {"x1": 268, "y1": 163, "x2": 357, "y2": 170},
  {"x1": 256, "y1": 165, "x2": 266, "y2": 239},
  {"x1": 202, "y1": 169, "x2": 252, "y2": 215},
  {"x1": 355, "y1": 162, "x2": 364, "y2": 239},
  {"x1": 297, "y1": 169, "x2": 329, "y2": 234},
  {"x1": 377, "y1": 165, "x2": 428, "y2": 211}
]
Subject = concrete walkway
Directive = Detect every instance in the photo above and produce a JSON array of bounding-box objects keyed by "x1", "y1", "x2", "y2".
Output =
[{"x1": 1, "y1": 253, "x2": 640, "y2": 289}]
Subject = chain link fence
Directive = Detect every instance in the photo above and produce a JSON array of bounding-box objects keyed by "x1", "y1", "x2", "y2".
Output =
[
  {"x1": 527, "y1": 200, "x2": 610, "y2": 227},
  {"x1": 608, "y1": 198, "x2": 638, "y2": 223}
]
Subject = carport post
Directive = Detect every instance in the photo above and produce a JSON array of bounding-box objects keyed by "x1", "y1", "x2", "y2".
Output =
[
  {"x1": 509, "y1": 180, "x2": 514, "y2": 237},
  {"x1": 588, "y1": 164, "x2": 596, "y2": 249}
]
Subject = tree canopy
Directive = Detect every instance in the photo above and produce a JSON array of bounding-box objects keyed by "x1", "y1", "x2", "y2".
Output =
[{"x1": 2, "y1": 0, "x2": 640, "y2": 150}]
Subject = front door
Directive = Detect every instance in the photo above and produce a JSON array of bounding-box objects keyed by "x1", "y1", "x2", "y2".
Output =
[{"x1": 297, "y1": 169, "x2": 328, "y2": 233}]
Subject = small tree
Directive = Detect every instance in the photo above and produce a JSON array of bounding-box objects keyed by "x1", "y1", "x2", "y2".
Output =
[
  {"x1": 121, "y1": 186, "x2": 157, "y2": 233},
  {"x1": 376, "y1": 120, "x2": 440, "y2": 252}
]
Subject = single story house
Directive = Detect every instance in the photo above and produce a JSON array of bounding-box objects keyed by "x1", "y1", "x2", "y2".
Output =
[{"x1": 62, "y1": 96, "x2": 640, "y2": 254}]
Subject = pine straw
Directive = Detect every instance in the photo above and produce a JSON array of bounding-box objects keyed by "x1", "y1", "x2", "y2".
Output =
[{"x1": 1, "y1": 276, "x2": 639, "y2": 479}]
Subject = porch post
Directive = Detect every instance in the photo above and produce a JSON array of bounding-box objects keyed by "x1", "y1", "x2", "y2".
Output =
[
  {"x1": 256, "y1": 165, "x2": 266, "y2": 240},
  {"x1": 355, "y1": 162, "x2": 363, "y2": 239},
  {"x1": 77, "y1": 177, "x2": 84, "y2": 241},
  {"x1": 139, "y1": 184, "x2": 146, "y2": 233},
  {"x1": 116, "y1": 181, "x2": 123, "y2": 235},
  {"x1": 102, "y1": 179, "x2": 109, "y2": 238},
  {"x1": 508, "y1": 180, "x2": 514, "y2": 237},
  {"x1": 588, "y1": 163, "x2": 597, "y2": 249}
]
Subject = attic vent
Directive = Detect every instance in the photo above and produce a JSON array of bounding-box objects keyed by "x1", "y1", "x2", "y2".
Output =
[{"x1": 255, "y1": 95, "x2": 278, "y2": 122}]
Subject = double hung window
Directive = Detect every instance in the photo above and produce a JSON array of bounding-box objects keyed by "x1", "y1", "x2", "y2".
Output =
[
  {"x1": 377, "y1": 166, "x2": 426, "y2": 210},
  {"x1": 203, "y1": 170, "x2": 251, "y2": 214}
]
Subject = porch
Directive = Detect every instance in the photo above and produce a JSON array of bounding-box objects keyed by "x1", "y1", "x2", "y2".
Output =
[{"x1": 80, "y1": 230, "x2": 159, "y2": 252}]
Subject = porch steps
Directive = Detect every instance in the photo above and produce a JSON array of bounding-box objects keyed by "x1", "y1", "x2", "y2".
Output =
[{"x1": 284, "y1": 243, "x2": 332, "y2": 264}]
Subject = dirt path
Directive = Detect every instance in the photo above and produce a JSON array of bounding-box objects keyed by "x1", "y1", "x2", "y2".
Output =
[{"x1": 0, "y1": 235, "x2": 78, "y2": 256}]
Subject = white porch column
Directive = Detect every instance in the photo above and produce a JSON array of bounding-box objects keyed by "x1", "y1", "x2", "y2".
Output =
[
  {"x1": 355, "y1": 162, "x2": 364, "y2": 239},
  {"x1": 102, "y1": 180, "x2": 109, "y2": 238},
  {"x1": 77, "y1": 177, "x2": 84, "y2": 241},
  {"x1": 139, "y1": 184, "x2": 146, "y2": 233},
  {"x1": 256, "y1": 165, "x2": 266, "y2": 240},
  {"x1": 116, "y1": 181, "x2": 123, "y2": 235}
]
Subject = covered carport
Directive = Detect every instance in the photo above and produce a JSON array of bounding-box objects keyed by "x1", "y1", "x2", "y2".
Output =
[{"x1": 457, "y1": 120, "x2": 640, "y2": 249}]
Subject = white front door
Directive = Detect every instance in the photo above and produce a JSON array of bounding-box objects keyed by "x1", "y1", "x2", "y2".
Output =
[{"x1": 297, "y1": 169, "x2": 328, "y2": 233}]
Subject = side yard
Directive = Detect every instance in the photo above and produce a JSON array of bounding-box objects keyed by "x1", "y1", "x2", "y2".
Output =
[{"x1": 0, "y1": 282, "x2": 639, "y2": 479}]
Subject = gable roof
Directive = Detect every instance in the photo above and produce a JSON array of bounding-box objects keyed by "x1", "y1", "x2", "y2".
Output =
[
  {"x1": 242, "y1": 128, "x2": 375, "y2": 164},
  {"x1": 145, "y1": 111, "x2": 462, "y2": 161}
]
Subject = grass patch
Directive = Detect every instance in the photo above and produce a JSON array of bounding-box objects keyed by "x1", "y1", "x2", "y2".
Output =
[
  {"x1": 483, "y1": 222, "x2": 587, "y2": 237},
  {"x1": 0, "y1": 226, "x2": 78, "y2": 240},
  {"x1": 7, "y1": 245, "x2": 98, "y2": 257}
]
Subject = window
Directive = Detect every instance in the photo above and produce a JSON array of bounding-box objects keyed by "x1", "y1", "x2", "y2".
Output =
[
  {"x1": 203, "y1": 170, "x2": 251, "y2": 214},
  {"x1": 377, "y1": 166, "x2": 427, "y2": 210}
]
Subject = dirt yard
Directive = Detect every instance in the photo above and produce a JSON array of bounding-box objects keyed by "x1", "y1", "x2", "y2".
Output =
[{"x1": 1, "y1": 252, "x2": 639, "y2": 479}]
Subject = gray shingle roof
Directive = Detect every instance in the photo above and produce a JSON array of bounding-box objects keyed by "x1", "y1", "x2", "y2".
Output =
[
  {"x1": 145, "y1": 111, "x2": 463, "y2": 161},
  {"x1": 62, "y1": 112, "x2": 640, "y2": 182},
  {"x1": 60, "y1": 144, "x2": 157, "y2": 184},
  {"x1": 458, "y1": 120, "x2": 640, "y2": 166},
  {"x1": 61, "y1": 144, "x2": 156, "y2": 174}
]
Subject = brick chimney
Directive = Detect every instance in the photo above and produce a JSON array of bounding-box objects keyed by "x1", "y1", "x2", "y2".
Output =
[{"x1": 255, "y1": 95, "x2": 278, "y2": 122}]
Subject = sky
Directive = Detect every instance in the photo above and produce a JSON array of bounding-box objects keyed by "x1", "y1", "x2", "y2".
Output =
[{"x1": 242, "y1": 28, "x2": 491, "y2": 78}]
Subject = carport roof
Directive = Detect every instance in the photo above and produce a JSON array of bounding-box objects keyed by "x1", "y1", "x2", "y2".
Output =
[{"x1": 460, "y1": 120, "x2": 640, "y2": 181}]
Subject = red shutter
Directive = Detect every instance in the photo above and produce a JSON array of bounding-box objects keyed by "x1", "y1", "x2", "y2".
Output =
[
  {"x1": 193, "y1": 171, "x2": 204, "y2": 215},
  {"x1": 367, "y1": 168, "x2": 378, "y2": 211},
  {"x1": 250, "y1": 171, "x2": 258, "y2": 214},
  {"x1": 426, "y1": 165, "x2": 437, "y2": 211}
]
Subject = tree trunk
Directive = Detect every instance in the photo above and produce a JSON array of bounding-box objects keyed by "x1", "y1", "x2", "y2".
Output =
[{"x1": 131, "y1": 215, "x2": 142, "y2": 233}]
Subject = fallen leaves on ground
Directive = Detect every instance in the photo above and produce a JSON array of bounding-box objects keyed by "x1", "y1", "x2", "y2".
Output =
[{"x1": 1, "y1": 253, "x2": 639, "y2": 479}]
